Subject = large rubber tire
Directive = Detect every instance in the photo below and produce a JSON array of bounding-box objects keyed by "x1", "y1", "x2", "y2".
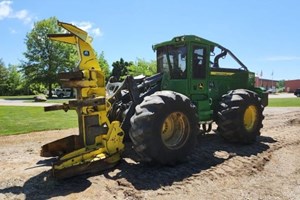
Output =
[
  {"x1": 216, "y1": 89, "x2": 265, "y2": 144},
  {"x1": 129, "y1": 91, "x2": 198, "y2": 165}
]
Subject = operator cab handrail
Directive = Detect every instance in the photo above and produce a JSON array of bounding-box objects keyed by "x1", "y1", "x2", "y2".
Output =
[{"x1": 216, "y1": 45, "x2": 249, "y2": 71}]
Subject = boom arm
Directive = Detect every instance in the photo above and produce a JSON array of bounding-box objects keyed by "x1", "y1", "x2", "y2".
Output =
[{"x1": 41, "y1": 21, "x2": 124, "y2": 179}]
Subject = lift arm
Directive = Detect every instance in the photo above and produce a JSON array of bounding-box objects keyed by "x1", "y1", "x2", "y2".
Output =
[{"x1": 41, "y1": 21, "x2": 124, "y2": 179}]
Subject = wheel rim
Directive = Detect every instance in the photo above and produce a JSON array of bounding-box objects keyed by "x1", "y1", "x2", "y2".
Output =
[
  {"x1": 161, "y1": 112, "x2": 190, "y2": 150},
  {"x1": 243, "y1": 105, "x2": 258, "y2": 132}
]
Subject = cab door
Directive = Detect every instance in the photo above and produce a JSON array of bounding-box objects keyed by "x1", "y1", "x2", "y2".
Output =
[
  {"x1": 189, "y1": 44, "x2": 211, "y2": 121},
  {"x1": 189, "y1": 44, "x2": 209, "y2": 97}
]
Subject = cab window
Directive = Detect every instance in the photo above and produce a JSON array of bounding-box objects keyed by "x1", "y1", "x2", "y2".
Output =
[
  {"x1": 157, "y1": 45, "x2": 187, "y2": 79},
  {"x1": 192, "y1": 46, "x2": 206, "y2": 79}
]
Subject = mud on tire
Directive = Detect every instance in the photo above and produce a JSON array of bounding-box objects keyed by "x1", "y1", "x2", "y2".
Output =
[
  {"x1": 129, "y1": 91, "x2": 198, "y2": 165},
  {"x1": 216, "y1": 89, "x2": 265, "y2": 144}
]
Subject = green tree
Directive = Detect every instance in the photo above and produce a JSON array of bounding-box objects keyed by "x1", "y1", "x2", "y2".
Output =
[
  {"x1": 276, "y1": 80, "x2": 285, "y2": 88},
  {"x1": 127, "y1": 58, "x2": 157, "y2": 77},
  {"x1": 276, "y1": 80, "x2": 285, "y2": 92},
  {"x1": 97, "y1": 51, "x2": 110, "y2": 80},
  {"x1": 21, "y1": 17, "x2": 77, "y2": 97},
  {"x1": 0, "y1": 59, "x2": 9, "y2": 95},
  {"x1": 6, "y1": 65, "x2": 23, "y2": 95},
  {"x1": 111, "y1": 58, "x2": 133, "y2": 81}
]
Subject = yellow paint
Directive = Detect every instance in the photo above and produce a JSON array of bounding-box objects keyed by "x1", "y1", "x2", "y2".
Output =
[
  {"x1": 210, "y1": 71, "x2": 235, "y2": 76},
  {"x1": 243, "y1": 105, "x2": 257, "y2": 132},
  {"x1": 47, "y1": 21, "x2": 125, "y2": 176}
]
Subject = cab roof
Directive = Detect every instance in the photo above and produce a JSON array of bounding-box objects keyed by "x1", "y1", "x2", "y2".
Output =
[{"x1": 152, "y1": 35, "x2": 219, "y2": 51}]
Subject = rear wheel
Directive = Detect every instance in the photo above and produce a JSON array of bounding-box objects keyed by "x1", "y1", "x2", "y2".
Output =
[
  {"x1": 216, "y1": 89, "x2": 265, "y2": 144},
  {"x1": 129, "y1": 91, "x2": 198, "y2": 164}
]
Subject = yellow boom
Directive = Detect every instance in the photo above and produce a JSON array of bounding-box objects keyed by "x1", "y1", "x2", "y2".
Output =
[{"x1": 41, "y1": 21, "x2": 124, "y2": 179}]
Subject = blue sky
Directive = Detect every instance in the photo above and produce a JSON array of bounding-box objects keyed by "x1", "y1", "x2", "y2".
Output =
[{"x1": 0, "y1": 0, "x2": 299, "y2": 80}]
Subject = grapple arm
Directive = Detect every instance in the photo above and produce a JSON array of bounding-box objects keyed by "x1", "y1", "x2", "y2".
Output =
[{"x1": 41, "y1": 21, "x2": 124, "y2": 179}]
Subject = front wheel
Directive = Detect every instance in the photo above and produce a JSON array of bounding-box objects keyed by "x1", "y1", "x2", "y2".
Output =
[
  {"x1": 216, "y1": 89, "x2": 265, "y2": 144},
  {"x1": 129, "y1": 91, "x2": 198, "y2": 165}
]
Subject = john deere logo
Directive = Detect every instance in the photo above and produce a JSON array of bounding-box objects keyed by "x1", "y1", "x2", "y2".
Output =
[
  {"x1": 83, "y1": 50, "x2": 90, "y2": 56},
  {"x1": 199, "y1": 83, "x2": 204, "y2": 89}
]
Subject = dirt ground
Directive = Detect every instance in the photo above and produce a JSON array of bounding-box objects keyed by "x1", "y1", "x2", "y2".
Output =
[{"x1": 0, "y1": 107, "x2": 299, "y2": 200}]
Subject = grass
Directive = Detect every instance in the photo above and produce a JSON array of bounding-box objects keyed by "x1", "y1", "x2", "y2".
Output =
[
  {"x1": 268, "y1": 98, "x2": 300, "y2": 107},
  {"x1": 0, "y1": 95, "x2": 298, "y2": 136},
  {"x1": 0, "y1": 106, "x2": 77, "y2": 136}
]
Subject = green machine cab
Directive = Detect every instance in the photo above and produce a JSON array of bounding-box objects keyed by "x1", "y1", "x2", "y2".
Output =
[{"x1": 153, "y1": 35, "x2": 267, "y2": 123}]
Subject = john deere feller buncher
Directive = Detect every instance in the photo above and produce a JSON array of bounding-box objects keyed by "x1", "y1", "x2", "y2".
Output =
[{"x1": 41, "y1": 21, "x2": 268, "y2": 179}]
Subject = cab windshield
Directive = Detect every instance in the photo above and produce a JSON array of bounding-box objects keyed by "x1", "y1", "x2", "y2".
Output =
[{"x1": 157, "y1": 45, "x2": 187, "y2": 79}]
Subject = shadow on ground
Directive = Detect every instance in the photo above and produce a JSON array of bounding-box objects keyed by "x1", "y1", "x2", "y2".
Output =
[
  {"x1": 0, "y1": 171, "x2": 91, "y2": 200},
  {"x1": 3, "y1": 97, "x2": 34, "y2": 101},
  {"x1": 0, "y1": 133, "x2": 277, "y2": 199},
  {"x1": 104, "y1": 133, "x2": 277, "y2": 190}
]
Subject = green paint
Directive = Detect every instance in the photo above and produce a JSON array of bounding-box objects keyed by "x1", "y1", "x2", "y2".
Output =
[{"x1": 153, "y1": 35, "x2": 267, "y2": 122}]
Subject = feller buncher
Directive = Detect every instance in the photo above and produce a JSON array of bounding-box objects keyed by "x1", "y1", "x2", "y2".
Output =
[{"x1": 41, "y1": 21, "x2": 268, "y2": 179}]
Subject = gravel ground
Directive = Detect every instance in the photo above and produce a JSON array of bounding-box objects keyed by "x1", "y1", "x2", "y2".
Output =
[{"x1": 0, "y1": 107, "x2": 299, "y2": 200}]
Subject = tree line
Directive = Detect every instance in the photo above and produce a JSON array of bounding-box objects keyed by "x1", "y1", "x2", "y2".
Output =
[{"x1": 0, "y1": 17, "x2": 156, "y2": 97}]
